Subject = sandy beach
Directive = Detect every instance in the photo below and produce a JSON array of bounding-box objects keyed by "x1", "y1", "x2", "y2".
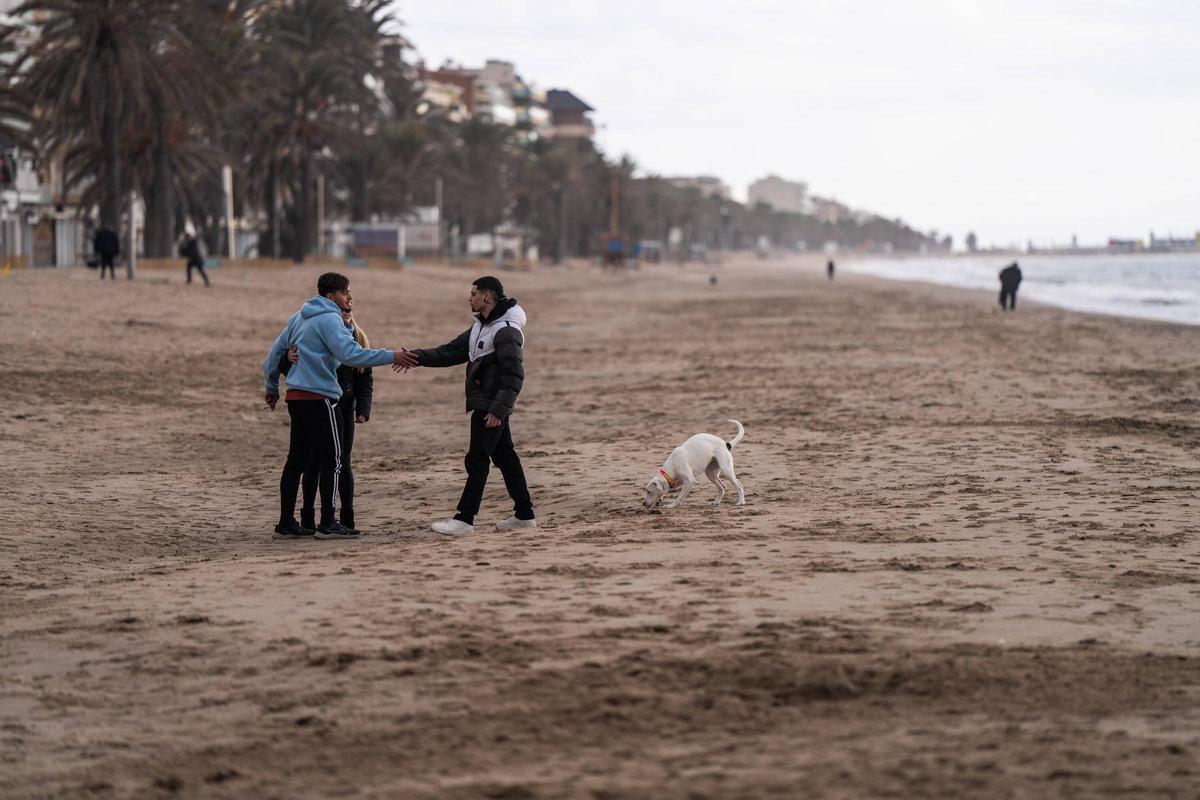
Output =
[{"x1": 2, "y1": 256, "x2": 1199, "y2": 799}]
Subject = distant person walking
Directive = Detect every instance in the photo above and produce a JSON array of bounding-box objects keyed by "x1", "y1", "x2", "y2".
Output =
[
  {"x1": 180, "y1": 233, "x2": 210, "y2": 287},
  {"x1": 94, "y1": 227, "x2": 119, "y2": 280},
  {"x1": 827, "y1": 259, "x2": 835, "y2": 280},
  {"x1": 999, "y1": 262, "x2": 1022, "y2": 310},
  {"x1": 395, "y1": 276, "x2": 535, "y2": 535}
]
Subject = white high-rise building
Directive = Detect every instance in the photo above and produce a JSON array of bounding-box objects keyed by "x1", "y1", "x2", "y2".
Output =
[
  {"x1": 747, "y1": 175, "x2": 809, "y2": 214},
  {"x1": 665, "y1": 175, "x2": 730, "y2": 200}
]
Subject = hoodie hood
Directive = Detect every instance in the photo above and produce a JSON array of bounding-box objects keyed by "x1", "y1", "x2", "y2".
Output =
[
  {"x1": 301, "y1": 295, "x2": 344, "y2": 320},
  {"x1": 475, "y1": 297, "x2": 526, "y2": 328}
]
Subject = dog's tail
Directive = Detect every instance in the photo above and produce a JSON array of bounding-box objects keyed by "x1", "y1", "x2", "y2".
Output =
[{"x1": 725, "y1": 419, "x2": 744, "y2": 450}]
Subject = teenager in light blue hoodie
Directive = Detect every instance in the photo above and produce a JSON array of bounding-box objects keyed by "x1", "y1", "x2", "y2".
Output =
[{"x1": 263, "y1": 272, "x2": 402, "y2": 541}]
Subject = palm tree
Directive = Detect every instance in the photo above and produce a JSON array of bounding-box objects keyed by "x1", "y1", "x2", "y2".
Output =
[
  {"x1": 442, "y1": 118, "x2": 516, "y2": 238},
  {"x1": 240, "y1": 0, "x2": 394, "y2": 261},
  {"x1": 0, "y1": 24, "x2": 35, "y2": 151},
  {"x1": 15, "y1": 0, "x2": 219, "y2": 235},
  {"x1": 335, "y1": 35, "x2": 422, "y2": 221},
  {"x1": 138, "y1": 0, "x2": 258, "y2": 257}
]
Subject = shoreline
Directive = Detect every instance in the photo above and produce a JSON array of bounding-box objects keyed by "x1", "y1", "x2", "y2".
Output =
[{"x1": 840, "y1": 251, "x2": 1200, "y2": 328}]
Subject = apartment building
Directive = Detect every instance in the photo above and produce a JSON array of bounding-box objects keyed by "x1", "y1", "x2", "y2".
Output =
[
  {"x1": 747, "y1": 174, "x2": 809, "y2": 214},
  {"x1": 665, "y1": 175, "x2": 731, "y2": 200}
]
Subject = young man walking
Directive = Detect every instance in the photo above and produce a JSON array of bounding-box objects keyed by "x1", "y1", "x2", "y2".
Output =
[
  {"x1": 396, "y1": 276, "x2": 535, "y2": 535},
  {"x1": 263, "y1": 272, "x2": 403, "y2": 540}
]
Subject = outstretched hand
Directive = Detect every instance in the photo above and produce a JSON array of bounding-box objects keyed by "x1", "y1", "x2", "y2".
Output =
[{"x1": 393, "y1": 348, "x2": 420, "y2": 372}]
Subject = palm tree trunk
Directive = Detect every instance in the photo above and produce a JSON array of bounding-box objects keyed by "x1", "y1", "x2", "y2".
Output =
[
  {"x1": 296, "y1": 149, "x2": 310, "y2": 263},
  {"x1": 351, "y1": 164, "x2": 368, "y2": 222},
  {"x1": 100, "y1": 84, "x2": 121, "y2": 232},
  {"x1": 265, "y1": 163, "x2": 278, "y2": 258},
  {"x1": 145, "y1": 102, "x2": 173, "y2": 257},
  {"x1": 556, "y1": 190, "x2": 568, "y2": 263}
]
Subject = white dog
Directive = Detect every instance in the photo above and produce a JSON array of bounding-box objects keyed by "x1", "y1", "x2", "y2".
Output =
[{"x1": 643, "y1": 420, "x2": 746, "y2": 509}]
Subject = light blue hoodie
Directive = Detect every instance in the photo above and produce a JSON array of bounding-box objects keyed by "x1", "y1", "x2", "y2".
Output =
[{"x1": 263, "y1": 295, "x2": 394, "y2": 400}]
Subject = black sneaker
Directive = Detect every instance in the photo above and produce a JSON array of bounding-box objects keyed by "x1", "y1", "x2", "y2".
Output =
[
  {"x1": 338, "y1": 520, "x2": 360, "y2": 536},
  {"x1": 273, "y1": 521, "x2": 314, "y2": 541},
  {"x1": 299, "y1": 518, "x2": 317, "y2": 535},
  {"x1": 315, "y1": 521, "x2": 361, "y2": 540}
]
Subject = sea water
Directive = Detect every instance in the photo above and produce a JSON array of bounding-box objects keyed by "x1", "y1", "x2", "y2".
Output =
[{"x1": 842, "y1": 252, "x2": 1200, "y2": 326}]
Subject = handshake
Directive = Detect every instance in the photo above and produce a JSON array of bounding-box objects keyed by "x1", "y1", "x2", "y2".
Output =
[
  {"x1": 267, "y1": 346, "x2": 421, "y2": 411},
  {"x1": 285, "y1": 344, "x2": 419, "y2": 371},
  {"x1": 392, "y1": 348, "x2": 420, "y2": 371}
]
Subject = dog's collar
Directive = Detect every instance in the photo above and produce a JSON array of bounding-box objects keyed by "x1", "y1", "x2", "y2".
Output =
[{"x1": 658, "y1": 468, "x2": 678, "y2": 489}]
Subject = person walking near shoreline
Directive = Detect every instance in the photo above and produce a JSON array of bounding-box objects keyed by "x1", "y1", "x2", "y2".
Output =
[
  {"x1": 396, "y1": 276, "x2": 535, "y2": 535},
  {"x1": 999, "y1": 262, "x2": 1022, "y2": 310},
  {"x1": 263, "y1": 272, "x2": 404, "y2": 540}
]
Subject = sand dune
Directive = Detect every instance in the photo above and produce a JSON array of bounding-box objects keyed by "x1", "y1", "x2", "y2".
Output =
[{"x1": 1, "y1": 256, "x2": 1198, "y2": 798}]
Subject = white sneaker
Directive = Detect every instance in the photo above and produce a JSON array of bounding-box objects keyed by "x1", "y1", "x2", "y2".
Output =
[
  {"x1": 495, "y1": 516, "x2": 537, "y2": 531},
  {"x1": 431, "y1": 519, "x2": 474, "y2": 536}
]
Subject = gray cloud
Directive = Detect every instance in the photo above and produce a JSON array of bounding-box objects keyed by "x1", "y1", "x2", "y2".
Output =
[{"x1": 396, "y1": 0, "x2": 1200, "y2": 246}]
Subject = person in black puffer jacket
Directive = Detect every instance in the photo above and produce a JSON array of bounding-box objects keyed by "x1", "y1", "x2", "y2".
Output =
[
  {"x1": 280, "y1": 308, "x2": 374, "y2": 533},
  {"x1": 396, "y1": 276, "x2": 534, "y2": 536}
]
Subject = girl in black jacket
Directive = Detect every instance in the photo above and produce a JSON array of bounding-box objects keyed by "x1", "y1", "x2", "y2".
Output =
[{"x1": 281, "y1": 309, "x2": 374, "y2": 534}]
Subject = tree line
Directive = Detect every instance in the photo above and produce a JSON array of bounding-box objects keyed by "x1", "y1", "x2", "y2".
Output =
[{"x1": 0, "y1": 0, "x2": 935, "y2": 263}]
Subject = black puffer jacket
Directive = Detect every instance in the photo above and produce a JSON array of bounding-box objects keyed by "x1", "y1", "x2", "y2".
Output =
[
  {"x1": 413, "y1": 297, "x2": 526, "y2": 419},
  {"x1": 279, "y1": 352, "x2": 374, "y2": 419}
]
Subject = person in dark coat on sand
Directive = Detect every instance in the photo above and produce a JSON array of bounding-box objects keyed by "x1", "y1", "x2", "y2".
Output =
[
  {"x1": 94, "y1": 227, "x2": 119, "y2": 280},
  {"x1": 999, "y1": 262, "x2": 1022, "y2": 310},
  {"x1": 180, "y1": 233, "x2": 210, "y2": 287}
]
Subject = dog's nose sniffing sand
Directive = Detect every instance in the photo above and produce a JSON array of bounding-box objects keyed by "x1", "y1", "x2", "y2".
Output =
[{"x1": 643, "y1": 420, "x2": 746, "y2": 509}]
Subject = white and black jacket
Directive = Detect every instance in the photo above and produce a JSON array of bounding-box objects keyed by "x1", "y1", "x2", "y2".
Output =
[{"x1": 412, "y1": 298, "x2": 526, "y2": 419}]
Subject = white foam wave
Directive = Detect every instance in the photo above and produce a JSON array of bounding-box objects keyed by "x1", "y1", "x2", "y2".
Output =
[{"x1": 842, "y1": 253, "x2": 1200, "y2": 325}]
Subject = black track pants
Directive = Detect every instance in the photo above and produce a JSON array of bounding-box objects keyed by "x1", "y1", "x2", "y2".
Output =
[
  {"x1": 279, "y1": 398, "x2": 342, "y2": 526},
  {"x1": 301, "y1": 399, "x2": 356, "y2": 525},
  {"x1": 454, "y1": 410, "x2": 533, "y2": 525}
]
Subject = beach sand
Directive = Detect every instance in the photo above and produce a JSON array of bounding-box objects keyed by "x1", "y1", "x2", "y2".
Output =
[{"x1": 2, "y1": 256, "x2": 1198, "y2": 798}]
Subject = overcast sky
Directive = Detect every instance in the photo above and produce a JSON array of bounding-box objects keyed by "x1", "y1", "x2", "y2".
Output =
[{"x1": 394, "y1": 1, "x2": 1200, "y2": 247}]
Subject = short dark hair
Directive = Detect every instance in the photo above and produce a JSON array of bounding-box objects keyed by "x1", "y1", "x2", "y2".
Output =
[
  {"x1": 473, "y1": 276, "x2": 504, "y2": 302},
  {"x1": 318, "y1": 272, "x2": 349, "y2": 296}
]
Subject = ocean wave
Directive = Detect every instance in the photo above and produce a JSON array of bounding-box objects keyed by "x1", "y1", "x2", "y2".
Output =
[{"x1": 842, "y1": 253, "x2": 1200, "y2": 326}]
